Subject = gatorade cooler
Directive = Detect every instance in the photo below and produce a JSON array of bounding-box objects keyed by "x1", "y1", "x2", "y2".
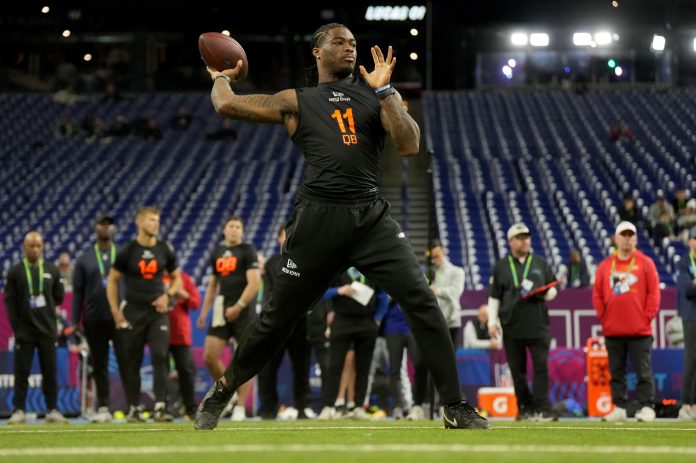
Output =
[
  {"x1": 586, "y1": 337, "x2": 613, "y2": 417},
  {"x1": 477, "y1": 387, "x2": 518, "y2": 417}
]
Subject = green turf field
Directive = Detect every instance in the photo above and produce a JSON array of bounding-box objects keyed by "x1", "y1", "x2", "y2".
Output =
[{"x1": 1, "y1": 420, "x2": 695, "y2": 463}]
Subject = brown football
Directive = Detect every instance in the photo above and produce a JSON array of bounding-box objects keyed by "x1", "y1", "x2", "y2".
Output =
[{"x1": 198, "y1": 32, "x2": 248, "y2": 76}]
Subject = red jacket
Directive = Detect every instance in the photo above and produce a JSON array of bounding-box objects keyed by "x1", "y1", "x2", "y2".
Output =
[
  {"x1": 168, "y1": 272, "x2": 200, "y2": 346},
  {"x1": 592, "y1": 250, "x2": 660, "y2": 337}
]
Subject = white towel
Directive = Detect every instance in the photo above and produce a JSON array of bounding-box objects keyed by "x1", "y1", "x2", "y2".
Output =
[{"x1": 212, "y1": 295, "x2": 226, "y2": 327}]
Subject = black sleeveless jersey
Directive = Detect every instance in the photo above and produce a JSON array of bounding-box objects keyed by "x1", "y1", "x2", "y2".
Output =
[
  {"x1": 210, "y1": 242, "x2": 259, "y2": 306},
  {"x1": 292, "y1": 75, "x2": 386, "y2": 199},
  {"x1": 113, "y1": 240, "x2": 178, "y2": 305}
]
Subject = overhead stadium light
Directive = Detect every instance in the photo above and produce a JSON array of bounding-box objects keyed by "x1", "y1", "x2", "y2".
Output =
[
  {"x1": 652, "y1": 35, "x2": 666, "y2": 51},
  {"x1": 508, "y1": 58, "x2": 516, "y2": 68},
  {"x1": 573, "y1": 33, "x2": 592, "y2": 46},
  {"x1": 615, "y1": 66, "x2": 623, "y2": 76},
  {"x1": 510, "y1": 33, "x2": 528, "y2": 46},
  {"x1": 594, "y1": 32, "x2": 612, "y2": 46},
  {"x1": 530, "y1": 33, "x2": 549, "y2": 47}
]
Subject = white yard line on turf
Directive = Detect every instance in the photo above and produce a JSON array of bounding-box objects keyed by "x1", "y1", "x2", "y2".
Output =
[
  {"x1": 1, "y1": 424, "x2": 696, "y2": 434},
  {"x1": 1, "y1": 444, "x2": 696, "y2": 456}
]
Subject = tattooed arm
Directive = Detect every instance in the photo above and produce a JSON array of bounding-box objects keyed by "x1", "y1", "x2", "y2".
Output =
[
  {"x1": 207, "y1": 62, "x2": 298, "y2": 135},
  {"x1": 380, "y1": 90, "x2": 420, "y2": 157},
  {"x1": 357, "y1": 45, "x2": 420, "y2": 157}
]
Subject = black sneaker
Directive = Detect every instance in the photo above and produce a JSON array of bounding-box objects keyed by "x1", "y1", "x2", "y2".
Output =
[
  {"x1": 194, "y1": 379, "x2": 234, "y2": 430},
  {"x1": 153, "y1": 406, "x2": 174, "y2": 423},
  {"x1": 533, "y1": 410, "x2": 558, "y2": 422},
  {"x1": 516, "y1": 405, "x2": 534, "y2": 421},
  {"x1": 126, "y1": 405, "x2": 145, "y2": 423},
  {"x1": 443, "y1": 401, "x2": 492, "y2": 430}
]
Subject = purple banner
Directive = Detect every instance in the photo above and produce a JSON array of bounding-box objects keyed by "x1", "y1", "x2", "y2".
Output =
[{"x1": 460, "y1": 288, "x2": 678, "y2": 348}]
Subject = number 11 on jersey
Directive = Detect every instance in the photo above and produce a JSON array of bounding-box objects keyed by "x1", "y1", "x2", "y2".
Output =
[{"x1": 331, "y1": 108, "x2": 358, "y2": 145}]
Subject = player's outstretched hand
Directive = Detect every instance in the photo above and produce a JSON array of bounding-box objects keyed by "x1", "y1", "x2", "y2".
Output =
[
  {"x1": 359, "y1": 45, "x2": 395, "y2": 91},
  {"x1": 207, "y1": 60, "x2": 244, "y2": 84}
]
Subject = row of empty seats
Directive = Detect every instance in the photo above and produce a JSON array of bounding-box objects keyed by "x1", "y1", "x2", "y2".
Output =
[
  {"x1": 424, "y1": 88, "x2": 695, "y2": 288},
  {"x1": 2, "y1": 88, "x2": 694, "y2": 293},
  {"x1": 0, "y1": 92, "x2": 302, "y2": 290}
]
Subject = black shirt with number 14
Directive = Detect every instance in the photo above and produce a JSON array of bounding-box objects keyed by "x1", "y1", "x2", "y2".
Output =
[
  {"x1": 112, "y1": 240, "x2": 177, "y2": 306},
  {"x1": 210, "y1": 242, "x2": 259, "y2": 308}
]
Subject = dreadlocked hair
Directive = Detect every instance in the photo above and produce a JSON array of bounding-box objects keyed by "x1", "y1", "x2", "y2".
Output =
[{"x1": 304, "y1": 23, "x2": 347, "y2": 87}]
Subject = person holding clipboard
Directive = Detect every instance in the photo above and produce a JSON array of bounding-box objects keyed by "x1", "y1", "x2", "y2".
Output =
[{"x1": 486, "y1": 223, "x2": 558, "y2": 421}]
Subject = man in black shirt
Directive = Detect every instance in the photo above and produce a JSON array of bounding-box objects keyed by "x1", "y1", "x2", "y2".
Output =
[
  {"x1": 195, "y1": 23, "x2": 489, "y2": 430},
  {"x1": 321, "y1": 268, "x2": 386, "y2": 419},
  {"x1": 107, "y1": 206, "x2": 181, "y2": 422},
  {"x1": 72, "y1": 215, "x2": 120, "y2": 423},
  {"x1": 197, "y1": 216, "x2": 260, "y2": 421},
  {"x1": 487, "y1": 223, "x2": 558, "y2": 421},
  {"x1": 5, "y1": 232, "x2": 67, "y2": 424}
]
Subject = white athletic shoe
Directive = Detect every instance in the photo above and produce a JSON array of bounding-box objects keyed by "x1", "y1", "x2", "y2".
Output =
[
  {"x1": 635, "y1": 406, "x2": 656, "y2": 422},
  {"x1": 601, "y1": 406, "x2": 627, "y2": 422},
  {"x1": 345, "y1": 407, "x2": 369, "y2": 420},
  {"x1": 678, "y1": 405, "x2": 696, "y2": 422},
  {"x1": 230, "y1": 405, "x2": 246, "y2": 422},
  {"x1": 44, "y1": 409, "x2": 68, "y2": 424},
  {"x1": 91, "y1": 406, "x2": 113, "y2": 424},
  {"x1": 302, "y1": 407, "x2": 318, "y2": 420},
  {"x1": 318, "y1": 406, "x2": 336, "y2": 421},
  {"x1": 8, "y1": 410, "x2": 26, "y2": 425},
  {"x1": 407, "y1": 405, "x2": 425, "y2": 420},
  {"x1": 277, "y1": 406, "x2": 299, "y2": 421}
]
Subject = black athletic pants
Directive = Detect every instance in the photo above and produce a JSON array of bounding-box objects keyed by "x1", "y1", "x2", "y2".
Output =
[
  {"x1": 325, "y1": 315, "x2": 378, "y2": 407},
  {"x1": 169, "y1": 344, "x2": 197, "y2": 415},
  {"x1": 257, "y1": 315, "x2": 311, "y2": 417},
  {"x1": 385, "y1": 332, "x2": 427, "y2": 406},
  {"x1": 311, "y1": 337, "x2": 330, "y2": 405},
  {"x1": 683, "y1": 321, "x2": 696, "y2": 404},
  {"x1": 223, "y1": 195, "x2": 462, "y2": 405},
  {"x1": 13, "y1": 335, "x2": 57, "y2": 411},
  {"x1": 116, "y1": 304, "x2": 170, "y2": 407},
  {"x1": 605, "y1": 335, "x2": 655, "y2": 408},
  {"x1": 83, "y1": 320, "x2": 116, "y2": 409},
  {"x1": 502, "y1": 335, "x2": 551, "y2": 413}
]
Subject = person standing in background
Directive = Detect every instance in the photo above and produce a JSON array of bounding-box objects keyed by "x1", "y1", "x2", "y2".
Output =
[
  {"x1": 57, "y1": 251, "x2": 74, "y2": 293},
  {"x1": 5, "y1": 232, "x2": 67, "y2": 424},
  {"x1": 593, "y1": 221, "x2": 660, "y2": 423},
  {"x1": 197, "y1": 216, "x2": 260, "y2": 421},
  {"x1": 676, "y1": 226, "x2": 696, "y2": 421},
  {"x1": 488, "y1": 223, "x2": 558, "y2": 421},
  {"x1": 166, "y1": 270, "x2": 201, "y2": 419},
  {"x1": 72, "y1": 216, "x2": 119, "y2": 423},
  {"x1": 428, "y1": 241, "x2": 465, "y2": 349},
  {"x1": 107, "y1": 206, "x2": 181, "y2": 423}
]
